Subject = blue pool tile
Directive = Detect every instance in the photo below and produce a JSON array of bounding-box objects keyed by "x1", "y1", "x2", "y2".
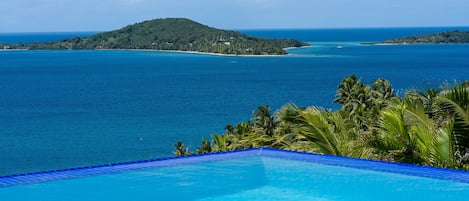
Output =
[{"x1": 1, "y1": 148, "x2": 469, "y2": 187}]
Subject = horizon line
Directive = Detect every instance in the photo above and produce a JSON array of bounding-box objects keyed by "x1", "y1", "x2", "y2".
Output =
[{"x1": 2, "y1": 25, "x2": 469, "y2": 34}]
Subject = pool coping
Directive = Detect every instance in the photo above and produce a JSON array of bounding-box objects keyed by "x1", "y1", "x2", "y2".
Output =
[{"x1": 1, "y1": 148, "x2": 469, "y2": 187}]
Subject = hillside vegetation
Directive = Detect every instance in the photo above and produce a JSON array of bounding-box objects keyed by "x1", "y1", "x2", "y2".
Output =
[
  {"x1": 384, "y1": 30, "x2": 469, "y2": 44},
  {"x1": 9, "y1": 18, "x2": 307, "y2": 55}
]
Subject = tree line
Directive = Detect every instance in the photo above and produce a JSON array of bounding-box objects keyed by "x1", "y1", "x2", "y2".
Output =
[
  {"x1": 175, "y1": 75, "x2": 469, "y2": 170},
  {"x1": 384, "y1": 30, "x2": 469, "y2": 44}
]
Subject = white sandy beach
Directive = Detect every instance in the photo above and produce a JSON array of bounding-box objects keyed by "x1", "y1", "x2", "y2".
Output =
[{"x1": 95, "y1": 45, "x2": 311, "y2": 57}]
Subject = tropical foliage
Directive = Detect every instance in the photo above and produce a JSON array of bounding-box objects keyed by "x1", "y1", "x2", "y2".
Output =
[
  {"x1": 5, "y1": 18, "x2": 307, "y2": 55},
  {"x1": 175, "y1": 75, "x2": 469, "y2": 170}
]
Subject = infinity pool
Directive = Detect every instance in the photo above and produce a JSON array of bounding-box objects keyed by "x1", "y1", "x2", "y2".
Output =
[{"x1": 1, "y1": 149, "x2": 469, "y2": 200}]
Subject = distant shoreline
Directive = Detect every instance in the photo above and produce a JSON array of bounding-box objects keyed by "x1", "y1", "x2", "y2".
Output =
[
  {"x1": 115, "y1": 49, "x2": 287, "y2": 57},
  {"x1": 115, "y1": 44, "x2": 312, "y2": 57},
  {"x1": 0, "y1": 45, "x2": 310, "y2": 56},
  {"x1": 146, "y1": 45, "x2": 312, "y2": 57}
]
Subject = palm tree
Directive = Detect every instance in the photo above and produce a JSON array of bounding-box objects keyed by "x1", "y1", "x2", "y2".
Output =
[
  {"x1": 281, "y1": 104, "x2": 371, "y2": 157},
  {"x1": 376, "y1": 99, "x2": 457, "y2": 167},
  {"x1": 224, "y1": 124, "x2": 234, "y2": 134},
  {"x1": 252, "y1": 105, "x2": 278, "y2": 137},
  {"x1": 196, "y1": 137, "x2": 212, "y2": 154},
  {"x1": 211, "y1": 134, "x2": 229, "y2": 152},
  {"x1": 174, "y1": 141, "x2": 191, "y2": 156},
  {"x1": 369, "y1": 78, "x2": 396, "y2": 120},
  {"x1": 334, "y1": 75, "x2": 385, "y2": 136},
  {"x1": 405, "y1": 89, "x2": 440, "y2": 118},
  {"x1": 405, "y1": 84, "x2": 469, "y2": 166},
  {"x1": 234, "y1": 122, "x2": 252, "y2": 135},
  {"x1": 334, "y1": 74, "x2": 359, "y2": 105},
  {"x1": 435, "y1": 84, "x2": 469, "y2": 163},
  {"x1": 237, "y1": 125, "x2": 297, "y2": 150},
  {"x1": 371, "y1": 78, "x2": 395, "y2": 102}
]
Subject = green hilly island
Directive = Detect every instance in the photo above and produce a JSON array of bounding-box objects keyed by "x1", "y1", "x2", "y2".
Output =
[
  {"x1": 7, "y1": 18, "x2": 307, "y2": 55},
  {"x1": 383, "y1": 30, "x2": 469, "y2": 44}
]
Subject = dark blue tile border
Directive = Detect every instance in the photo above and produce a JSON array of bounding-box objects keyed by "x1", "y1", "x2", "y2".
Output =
[
  {"x1": 1, "y1": 148, "x2": 469, "y2": 188},
  {"x1": 0, "y1": 149, "x2": 260, "y2": 188}
]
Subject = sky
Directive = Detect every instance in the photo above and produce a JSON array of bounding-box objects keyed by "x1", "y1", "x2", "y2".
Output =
[{"x1": 1, "y1": 0, "x2": 469, "y2": 32}]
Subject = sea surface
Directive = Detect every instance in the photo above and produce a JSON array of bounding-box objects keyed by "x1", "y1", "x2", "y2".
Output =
[{"x1": 1, "y1": 27, "x2": 469, "y2": 176}]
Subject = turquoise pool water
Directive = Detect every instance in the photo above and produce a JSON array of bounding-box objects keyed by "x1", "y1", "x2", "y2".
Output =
[{"x1": 1, "y1": 149, "x2": 468, "y2": 201}]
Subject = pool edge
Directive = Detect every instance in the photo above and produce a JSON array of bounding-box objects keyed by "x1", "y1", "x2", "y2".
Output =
[{"x1": 2, "y1": 148, "x2": 469, "y2": 187}]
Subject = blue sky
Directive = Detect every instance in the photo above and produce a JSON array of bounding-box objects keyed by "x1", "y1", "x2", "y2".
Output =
[{"x1": 1, "y1": 0, "x2": 468, "y2": 32}]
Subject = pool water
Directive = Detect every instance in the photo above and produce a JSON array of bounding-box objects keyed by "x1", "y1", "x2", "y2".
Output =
[
  {"x1": 204, "y1": 158, "x2": 469, "y2": 201},
  {"x1": 1, "y1": 149, "x2": 469, "y2": 201}
]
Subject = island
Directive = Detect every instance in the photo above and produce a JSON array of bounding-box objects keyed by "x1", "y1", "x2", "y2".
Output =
[
  {"x1": 4, "y1": 18, "x2": 308, "y2": 55},
  {"x1": 382, "y1": 30, "x2": 469, "y2": 44}
]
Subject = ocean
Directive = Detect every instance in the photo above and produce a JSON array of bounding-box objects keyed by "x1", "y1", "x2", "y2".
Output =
[{"x1": 1, "y1": 28, "x2": 469, "y2": 176}]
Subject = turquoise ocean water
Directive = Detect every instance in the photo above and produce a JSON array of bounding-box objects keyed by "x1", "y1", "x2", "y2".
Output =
[{"x1": 1, "y1": 28, "x2": 469, "y2": 176}]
